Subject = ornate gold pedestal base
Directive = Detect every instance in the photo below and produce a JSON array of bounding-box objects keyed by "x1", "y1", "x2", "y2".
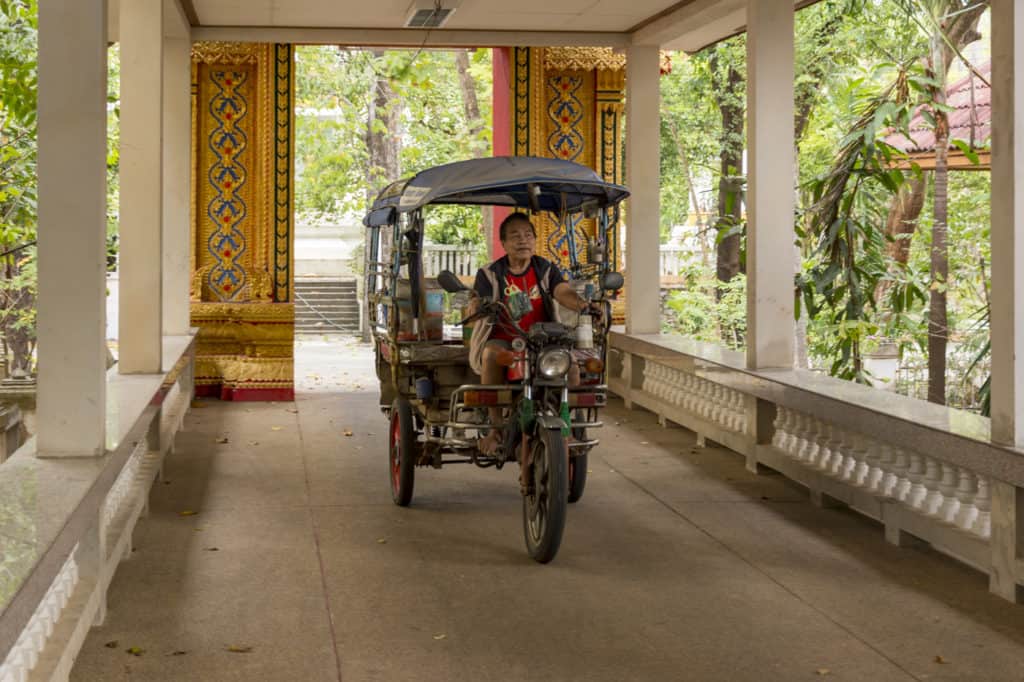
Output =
[{"x1": 191, "y1": 303, "x2": 295, "y2": 401}]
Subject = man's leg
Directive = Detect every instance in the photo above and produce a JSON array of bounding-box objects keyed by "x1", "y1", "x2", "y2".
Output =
[{"x1": 478, "y1": 341, "x2": 508, "y2": 454}]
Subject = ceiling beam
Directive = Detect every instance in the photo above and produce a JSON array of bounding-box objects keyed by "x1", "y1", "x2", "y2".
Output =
[
  {"x1": 190, "y1": 26, "x2": 631, "y2": 48},
  {"x1": 630, "y1": 0, "x2": 744, "y2": 48}
]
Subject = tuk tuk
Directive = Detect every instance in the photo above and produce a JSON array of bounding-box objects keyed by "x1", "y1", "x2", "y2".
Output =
[{"x1": 363, "y1": 156, "x2": 628, "y2": 562}]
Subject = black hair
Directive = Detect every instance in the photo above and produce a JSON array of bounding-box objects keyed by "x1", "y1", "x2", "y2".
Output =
[{"x1": 499, "y1": 213, "x2": 536, "y2": 242}]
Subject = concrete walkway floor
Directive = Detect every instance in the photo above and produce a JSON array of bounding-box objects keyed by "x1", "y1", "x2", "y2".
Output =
[{"x1": 71, "y1": 338, "x2": 1024, "y2": 681}]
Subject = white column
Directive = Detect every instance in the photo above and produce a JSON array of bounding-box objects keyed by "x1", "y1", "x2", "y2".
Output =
[
  {"x1": 119, "y1": 0, "x2": 164, "y2": 372},
  {"x1": 162, "y1": 30, "x2": 191, "y2": 336},
  {"x1": 991, "y1": 0, "x2": 1024, "y2": 448},
  {"x1": 36, "y1": 0, "x2": 108, "y2": 457},
  {"x1": 745, "y1": 0, "x2": 795, "y2": 369},
  {"x1": 988, "y1": 0, "x2": 1024, "y2": 605},
  {"x1": 625, "y1": 45, "x2": 661, "y2": 334}
]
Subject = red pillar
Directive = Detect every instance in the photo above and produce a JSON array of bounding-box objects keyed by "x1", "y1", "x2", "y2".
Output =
[{"x1": 491, "y1": 47, "x2": 512, "y2": 258}]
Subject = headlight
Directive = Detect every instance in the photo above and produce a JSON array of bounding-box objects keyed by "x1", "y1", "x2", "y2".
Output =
[{"x1": 538, "y1": 348, "x2": 571, "y2": 378}]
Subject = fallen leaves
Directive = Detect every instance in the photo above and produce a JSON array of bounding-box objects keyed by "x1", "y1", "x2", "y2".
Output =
[
  {"x1": 203, "y1": 547, "x2": 219, "y2": 552},
  {"x1": 226, "y1": 645, "x2": 253, "y2": 654},
  {"x1": 935, "y1": 655, "x2": 949, "y2": 664},
  {"x1": 432, "y1": 634, "x2": 446, "y2": 641},
  {"x1": 815, "y1": 669, "x2": 830, "y2": 676},
  {"x1": 170, "y1": 650, "x2": 187, "y2": 656},
  {"x1": 125, "y1": 647, "x2": 145, "y2": 657},
  {"x1": 190, "y1": 400, "x2": 207, "y2": 409},
  {"x1": 376, "y1": 538, "x2": 387, "y2": 544},
  {"x1": 215, "y1": 436, "x2": 229, "y2": 444},
  {"x1": 104, "y1": 641, "x2": 118, "y2": 649},
  {"x1": 271, "y1": 426, "x2": 282, "y2": 431},
  {"x1": 178, "y1": 510, "x2": 198, "y2": 517},
  {"x1": 343, "y1": 429, "x2": 354, "y2": 437}
]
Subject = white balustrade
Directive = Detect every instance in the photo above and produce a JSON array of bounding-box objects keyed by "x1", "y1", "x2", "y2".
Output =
[
  {"x1": 612, "y1": 337, "x2": 1023, "y2": 602},
  {"x1": 953, "y1": 470, "x2": 980, "y2": 531},
  {"x1": 971, "y1": 476, "x2": 991, "y2": 539}
]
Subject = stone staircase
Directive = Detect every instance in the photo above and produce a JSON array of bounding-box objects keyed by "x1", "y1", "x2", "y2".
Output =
[{"x1": 294, "y1": 278, "x2": 360, "y2": 335}]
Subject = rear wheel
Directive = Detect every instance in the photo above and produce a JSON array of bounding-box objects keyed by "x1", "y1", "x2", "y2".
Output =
[
  {"x1": 523, "y1": 427, "x2": 568, "y2": 563},
  {"x1": 389, "y1": 398, "x2": 416, "y2": 506}
]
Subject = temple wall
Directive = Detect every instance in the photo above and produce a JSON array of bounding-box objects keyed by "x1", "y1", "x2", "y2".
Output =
[{"x1": 189, "y1": 42, "x2": 295, "y2": 400}]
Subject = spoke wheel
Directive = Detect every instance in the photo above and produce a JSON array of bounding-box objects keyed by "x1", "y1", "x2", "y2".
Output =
[
  {"x1": 389, "y1": 398, "x2": 416, "y2": 506},
  {"x1": 523, "y1": 427, "x2": 568, "y2": 563}
]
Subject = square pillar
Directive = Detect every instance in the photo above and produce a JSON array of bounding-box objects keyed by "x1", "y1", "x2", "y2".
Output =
[
  {"x1": 745, "y1": 0, "x2": 795, "y2": 369},
  {"x1": 990, "y1": 0, "x2": 1024, "y2": 447},
  {"x1": 163, "y1": 32, "x2": 191, "y2": 336},
  {"x1": 119, "y1": 0, "x2": 164, "y2": 372},
  {"x1": 625, "y1": 45, "x2": 661, "y2": 335},
  {"x1": 36, "y1": 0, "x2": 108, "y2": 456}
]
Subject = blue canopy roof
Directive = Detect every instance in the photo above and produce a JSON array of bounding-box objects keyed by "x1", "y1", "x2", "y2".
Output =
[{"x1": 363, "y1": 156, "x2": 629, "y2": 226}]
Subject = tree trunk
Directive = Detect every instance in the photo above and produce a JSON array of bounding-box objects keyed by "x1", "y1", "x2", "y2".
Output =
[
  {"x1": 709, "y1": 51, "x2": 744, "y2": 285},
  {"x1": 365, "y1": 51, "x2": 402, "y2": 205},
  {"x1": 929, "y1": 111, "x2": 949, "y2": 405},
  {"x1": 454, "y1": 49, "x2": 492, "y2": 252}
]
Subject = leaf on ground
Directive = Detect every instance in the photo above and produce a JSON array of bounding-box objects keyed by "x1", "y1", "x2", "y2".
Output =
[
  {"x1": 815, "y1": 669, "x2": 830, "y2": 676},
  {"x1": 587, "y1": 469, "x2": 593, "y2": 474},
  {"x1": 376, "y1": 538, "x2": 387, "y2": 544},
  {"x1": 104, "y1": 641, "x2": 119, "y2": 648},
  {"x1": 190, "y1": 401, "x2": 206, "y2": 408},
  {"x1": 125, "y1": 647, "x2": 145, "y2": 657},
  {"x1": 432, "y1": 634, "x2": 446, "y2": 641},
  {"x1": 343, "y1": 429, "x2": 354, "y2": 437},
  {"x1": 249, "y1": 441, "x2": 260, "y2": 447},
  {"x1": 286, "y1": 408, "x2": 299, "y2": 413},
  {"x1": 935, "y1": 655, "x2": 949, "y2": 664},
  {"x1": 170, "y1": 650, "x2": 187, "y2": 656},
  {"x1": 179, "y1": 510, "x2": 198, "y2": 517},
  {"x1": 216, "y1": 437, "x2": 229, "y2": 444},
  {"x1": 203, "y1": 547, "x2": 219, "y2": 552},
  {"x1": 226, "y1": 645, "x2": 253, "y2": 653},
  {"x1": 271, "y1": 426, "x2": 282, "y2": 431},
  {"x1": 640, "y1": 441, "x2": 649, "y2": 445}
]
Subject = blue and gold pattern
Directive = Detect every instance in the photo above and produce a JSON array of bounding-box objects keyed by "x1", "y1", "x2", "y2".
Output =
[
  {"x1": 546, "y1": 75, "x2": 584, "y2": 162},
  {"x1": 206, "y1": 69, "x2": 249, "y2": 301}
]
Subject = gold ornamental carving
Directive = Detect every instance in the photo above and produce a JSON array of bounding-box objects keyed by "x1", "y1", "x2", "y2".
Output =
[
  {"x1": 191, "y1": 41, "x2": 261, "y2": 65},
  {"x1": 544, "y1": 47, "x2": 626, "y2": 73}
]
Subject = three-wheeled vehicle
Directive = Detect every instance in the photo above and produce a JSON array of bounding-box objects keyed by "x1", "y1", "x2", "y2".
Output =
[{"x1": 363, "y1": 156, "x2": 628, "y2": 563}]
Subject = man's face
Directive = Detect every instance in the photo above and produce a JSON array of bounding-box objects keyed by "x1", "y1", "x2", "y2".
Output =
[{"x1": 502, "y1": 221, "x2": 536, "y2": 261}]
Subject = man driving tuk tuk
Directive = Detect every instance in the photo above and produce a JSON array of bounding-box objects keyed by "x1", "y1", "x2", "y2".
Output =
[{"x1": 470, "y1": 212, "x2": 603, "y2": 454}]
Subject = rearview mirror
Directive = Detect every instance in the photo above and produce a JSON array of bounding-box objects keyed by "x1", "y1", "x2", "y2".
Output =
[
  {"x1": 437, "y1": 270, "x2": 468, "y2": 294},
  {"x1": 600, "y1": 271, "x2": 624, "y2": 291}
]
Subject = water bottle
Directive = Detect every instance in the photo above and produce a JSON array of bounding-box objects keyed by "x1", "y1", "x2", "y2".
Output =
[{"x1": 576, "y1": 309, "x2": 594, "y2": 349}]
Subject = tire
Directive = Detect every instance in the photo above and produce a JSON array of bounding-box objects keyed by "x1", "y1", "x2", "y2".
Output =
[
  {"x1": 522, "y1": 427, "x2": 568, "y2": 563},
  {"x1": 389, "y1": 398, "x2": 416, "y2": 506},
  {"x1": 568, "y1": 409, "x2": 587, "y2": 504}
]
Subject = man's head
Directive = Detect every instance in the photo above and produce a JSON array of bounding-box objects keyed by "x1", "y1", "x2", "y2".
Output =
[{"x1": 499, "y1": 213, "x2": 537, "y2": 262}]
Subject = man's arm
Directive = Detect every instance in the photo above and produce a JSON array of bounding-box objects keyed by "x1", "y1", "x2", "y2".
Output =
[{"x1": 553, "y1": 281, "x2": 601, "y2": 316}]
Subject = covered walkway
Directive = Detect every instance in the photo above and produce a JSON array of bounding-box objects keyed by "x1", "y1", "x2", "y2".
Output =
[{"x1": 69, "y1": 341, "x2": 1024, "y2": 682}]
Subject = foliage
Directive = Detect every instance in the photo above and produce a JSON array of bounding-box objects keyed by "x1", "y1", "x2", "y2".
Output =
[
  {"x1": 294, "y1": 46, "x2": 491, "y2": 252},
  {"x1": 797, "y1": 64, "x2": 932, "y2": 381},
  {"x1": 0, "y1": 0, "x2": 37, "y2": 370},
  {"x1": 662, "y1": 268, "x2": 746, "y2": 349}
]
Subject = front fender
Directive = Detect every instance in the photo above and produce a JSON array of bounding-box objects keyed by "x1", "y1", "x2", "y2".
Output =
[{"x1": 535, "y1": 414, "x2": 567, "y2": 431}]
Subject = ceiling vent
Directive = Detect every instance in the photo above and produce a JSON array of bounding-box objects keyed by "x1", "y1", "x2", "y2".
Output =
[{"x1": 404, "y1": 1, "x2": 456, "y2": 28}]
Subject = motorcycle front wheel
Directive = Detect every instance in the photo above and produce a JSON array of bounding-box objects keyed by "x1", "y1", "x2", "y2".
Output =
[{"x1": 523, "y1": 427, "x2": 568, "y2": 563}]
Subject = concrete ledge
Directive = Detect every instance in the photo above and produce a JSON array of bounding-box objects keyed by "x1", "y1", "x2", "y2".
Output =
[{"x1": 0, "y1": 333, "x2": 197, "y2": 681}]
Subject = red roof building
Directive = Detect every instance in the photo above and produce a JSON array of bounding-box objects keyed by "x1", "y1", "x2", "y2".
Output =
[{"x1": 883, "y1": 61, "x2": 991, "y2": 170}]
